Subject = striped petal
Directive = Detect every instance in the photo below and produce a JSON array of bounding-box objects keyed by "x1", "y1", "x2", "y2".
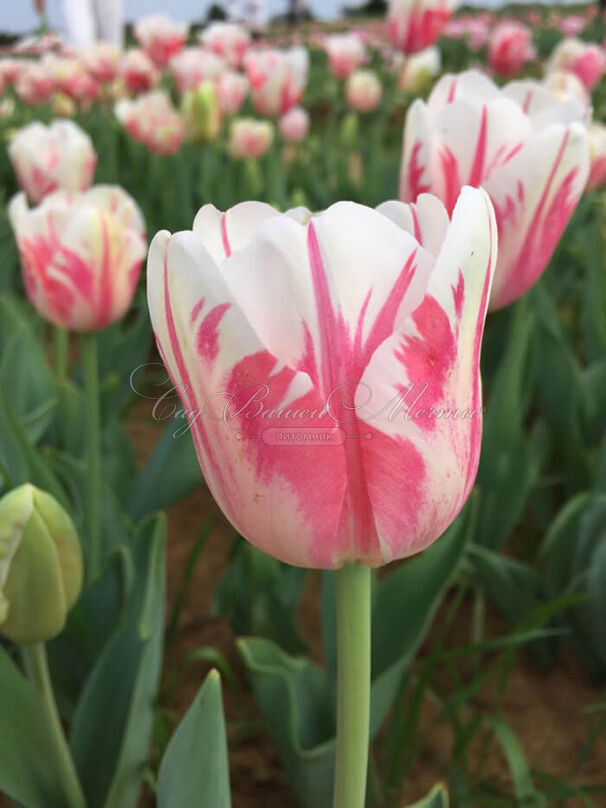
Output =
[
  {"x1": 147, "y1": 229, "x2": 348, "y2": 568},
  {"x1": 484, "y1": 122, "x2": 589, "y2": 309},
  {"x1": 192, "y1": 201, "x2": 279, "y2": 262},
  {"x1": 355, "y1": 187, "x2": 497, "y2": 563}
]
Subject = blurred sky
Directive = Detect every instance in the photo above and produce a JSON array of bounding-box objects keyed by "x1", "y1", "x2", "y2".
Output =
[{"x1": 1, "y1": 0, "x2": 584, "y2": 34}]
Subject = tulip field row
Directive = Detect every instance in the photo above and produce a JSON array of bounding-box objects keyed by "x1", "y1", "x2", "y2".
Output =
[{"x1": 0, "y1": 4, "x2": 606, "y2": 808}]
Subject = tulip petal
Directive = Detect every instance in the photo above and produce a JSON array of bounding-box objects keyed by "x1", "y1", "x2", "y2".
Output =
[
  {"x1": 355, "y1": 187, "x2": 496, "y2": 563},
  {"x1": 147, "y1": 229, "x2": 349, "y2": 568},
  {"x1": 223, "y1": 202, "x2": 433, "y2": 397},
  {"x1": 484, "y1": 121, "x2": 589, "y2": 309},
  {"x1": 192, "y1": 201, "x2": 279, "y2": 262},
  {"x1": 376, "y1": 194, "x2": 449, "y2": 257}
]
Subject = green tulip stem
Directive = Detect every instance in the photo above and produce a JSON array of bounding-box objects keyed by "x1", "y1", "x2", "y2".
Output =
[
  {"x1": 53, "y1": 327, "x2": 68, "y2": 383},
  {"x1": 22, "y1": 643, "x2": 85, "y2": 808},
  {"x1": 333, "y1": 563, "x2": 371, "y2": 808},
  {"x1": 81, "y1": 332, "x2": 101, "y2": 582}
]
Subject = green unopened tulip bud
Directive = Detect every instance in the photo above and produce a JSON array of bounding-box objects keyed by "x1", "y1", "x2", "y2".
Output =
[
  {"x1": 182, "y1": 82, "x2": 222, "y2": 143},
  {"x1": 0, "y1": 484, "x2": 83, "y2": 644}
]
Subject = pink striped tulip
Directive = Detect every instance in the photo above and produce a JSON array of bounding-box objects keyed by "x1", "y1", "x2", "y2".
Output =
[
  {"x1": 147, "y1": 189, "x2": 496, "y2": 568},
  {"x1": 115, "y1": 91, "x2": 185, "y2": 156},
  {"x1": 587, "y1": 123, "x2": 606, "y2": 190},
  {"x1": 228, "y1": 118, "x2": 274, "y2": 160},
  {"x1": 216, "y1": 71, "x2": 249, "y2": 115},
  {"x1": 169, "y1": 47, "x2": 226, "y2": 95},
  {"x1": 9, "y1": 186, "x2": 146, "y2": 332},
  {"x1": 488, "y1": 21, "x2": 536, "y2": 78},
  {"x1": 547, "y1": 38, "x2": 606, "y2": 91},
  {"x1": 323, "y1": 34, "x2": 367, "y2": 79},
  {"x1": 120, "y1": 49, "x2": 159, "y2": 94},
  {"x1": 244, "y1": 47, "x2": 309, "y2": 117},
  {"x1": 134, "y1": 15, "x2": 188, "y2": 68},
  {"x1": 400, "y1": 70, "x2": 589, "y2": 310},
  {"x1": 387, "y1": 0, "x2": 458, "y2": 55},
  {"x1": 81, "y1": 43, "x2": 121, "y2": 84},
  {"x1": 200, "y1": 22, "x2": 250, "y2": 68},
  {"x1": 15, "y1": 62, "x2": 56, "y2": 106},
  {"x1": 9, "y1": 120, "x2": 96, "y2": 204}
]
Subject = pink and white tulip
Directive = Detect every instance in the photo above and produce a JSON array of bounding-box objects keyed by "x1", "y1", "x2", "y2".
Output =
[
  {"x1": 323, "y1": 34, "x2": 367, "y2": 80},
  {"x1": 134, "y1": 14, "x2": 188, "y2": 68},
  {"x1": 587, "y1": 123, "x2": 606, "y2": 190},
  {"x1": 387, "y1": 0, "x2": 458, "y2": 55},
  {"x1": 200, "y1": 22, "x2": 250, "y2": 68},
  {"x1": 244, "y1": 47, "x2": 309, "y2": 117},
  {"x1": 121, "y1": 49, "x2": 159, "y2": 94},
  {"x1": 115, "y1": 91, "x2": 185, "y2": 156},
  {"x1": 400, "y1": 70, "x2": 589, "y2": 310},
  {"x1": 488, "y1": 21, "x2": 536, "y2": 78},
  {"x1": 9, "y1": 186, "x2": 146, "y2": 332},
  {"x1": 169, "y1": 47, "x2": 226, "y2": 95},
  {"x1": 228, "y1": 118, "x2": 274, "y2": 160},
  {"x1": 547, "y1": 38, "x2": 606, "y2": 91},
  {"x1": 81, "y1": 43, "x2": 121, "y2": 84},
  {"x1": 543, "y1": 70, "x2": 591, "y2": 115},
  {"x1": 146, "y1": 189, "x2": 496, "y2": 568},
  {"x1": 9, "y1": 120, "x2": 96, "y2": 204},
  {"x1": 216, "y1": 71, "x2": 249, "y2": 115},
  {"x1": 346, "y1": 70, "x2": 383, "y2": 113},
  {"x1": 14, "y1": 62, "x2": 56, "y2": 106},
  {"x1": 279, "y1": 106, "x2": 310, "y2": 142}
]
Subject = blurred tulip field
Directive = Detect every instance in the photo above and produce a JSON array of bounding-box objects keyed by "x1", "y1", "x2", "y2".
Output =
[{"x1": 2, "y1": 3, "x2": 606, "y2": 807}]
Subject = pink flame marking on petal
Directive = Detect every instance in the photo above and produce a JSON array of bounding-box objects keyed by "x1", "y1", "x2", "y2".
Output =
[
  {"x1": 447, "y1": 76, "x2": 458, "y2": 103},
  {"x1": 453, "y1": 268, "x2": 465, "y2": 319},
  {"x1": 522, "y1": 89, "x2": 532, "y2": 114},
  {"x1": 394, "y1": 294, "x2": 457, "y2": 433},
  {"x1": 95, "y1": 213, "x2": 114, "y2": 329},
  {"x1": 220, "y1": 212, "x2": 231, "y2": 258},
  {"x1": 410, "y1": 205, "x2": 423, "y2": 244},
  {"x1": 492, "y1": 130, "x2": 580, "y2": 307},
  {"x1": 439, "y1": 146, "x2": 461, "y2": 215},
  {"x1": 468, "y1": 105, "x2": 488, "y2": 187},
  {"x1": 306, "y1": 222, "x2": 378, "y2": 560},
  {"x1": 406, "y1": 141, "x2": 431, "y2": 201},
  {"x1": 196, "y1": 302, "x2": 231, "y2": 364}
]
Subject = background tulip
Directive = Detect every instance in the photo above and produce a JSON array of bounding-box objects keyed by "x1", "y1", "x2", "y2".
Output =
[
  {"x1": 346, "y1": 69, "x2": 383, "y2": 112},
  {"x1": 115, "y1": 91, "x2": 185, "y2": 155},
  {"x1": 488, "y1": 21, "x2": 536, "y2": 77},
  {"x1": 134, "y1": 14, "x2": 188, "y2": 68},
  {"x1": 228, "y1": 118, "x2": 274, "y2": 159},
  {"x1": 216, "y1": 70, "x2": 249, "y2": 115},
  {"x1": 400, "y1": 69, "x2": 589, "y2": 309},
  {"x1": 324, "y1": 33, "x2": 367, "y2": 79},
  {"x1": 387, "y1": 0, "x2": 459, "y2": 55},
  {"x1": 120, "y1": 49, "x2": 159, "y2": 94},
  {"x1": 399, "y1": 46, "x2": 441, "y2": 92},
  {"x1": 279, "y1": 106, "x2": 310, "y2": 142},
  {"x1": 244, "y1": 47, "x2": 309, "y2": 117},
  {"x1": 9, "y1": 186, "x2": 146, "y2": 332},
  {"x1": 169, "y1": 47, "x2": 226, "y2": 95},
  {"x1": 201, "y1": 22, "x2": 250, "y2": 68},
  {"x1": 147, "y1": 188, "x2": 496, "y2": 569},
  {"x1": 9, "y1": 119, "x2": 96, "y2": 204},
  {"x1": 547, "y1": 37, "x2": 606, "y2": 91}
]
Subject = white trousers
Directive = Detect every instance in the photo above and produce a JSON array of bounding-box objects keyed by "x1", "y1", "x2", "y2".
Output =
[{"x1": 60, "y1": 0, "x2": 124, "y2": 48}]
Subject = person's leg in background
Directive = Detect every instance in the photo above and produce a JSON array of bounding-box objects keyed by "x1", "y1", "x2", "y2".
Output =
[
  {"x1": 92, "y1": 0, "x2": 124, "y2": 46},
  {"x1": 60, "y1": 0, "x2": 96, "y2": 48}
]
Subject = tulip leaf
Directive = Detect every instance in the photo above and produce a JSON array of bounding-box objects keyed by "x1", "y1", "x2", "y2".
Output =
[
  {"x1": 239, "y1": 502, "x2": 474, "y2": 808},
  {"x1": 0, "y1": 294, "x2": 55, "y2": 432},
  {"x1": 0, "y1": 645, "x2": 75, "y2": 808},
  {"x1": 488, "y1": 715, "x2": 546, "y2": 807},
  {"x1": 128, "y1": 422, "x2": 201, "y2": 521},
  {"x1": 237, "y1": 636, "x2": 336, "y2": 808},
  {"x1": 70, "y1": 514, "x2": 166, "y2": 808},
  {"x1": 156, "y1": 670, "x2": 231, "y2": 808},
  {"x1": 405, "y1": 783, "x2": 449, "y2": 807}
]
